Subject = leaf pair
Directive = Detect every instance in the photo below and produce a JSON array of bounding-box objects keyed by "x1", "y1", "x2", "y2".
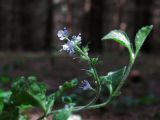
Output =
[{"x1": 101, "y1": 25, "x2": 153, "y2": 96}]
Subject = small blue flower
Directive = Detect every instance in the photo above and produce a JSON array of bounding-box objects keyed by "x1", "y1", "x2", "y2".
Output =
[
  {"x1": 72, "y1": 33, "x2": 81, "y2": 43},
  {"x1": 79, "y1": 80, "x2": 92, "y2": 91},
  {"x1": 64, "y1": 104, "x2": 69, "y2": 109},
  {"x1": 57, "y1": 27, "x2": 69, "y2": 40},
  {"x1": 62, "y1": 40, "x2": 75, "y2": 55}
]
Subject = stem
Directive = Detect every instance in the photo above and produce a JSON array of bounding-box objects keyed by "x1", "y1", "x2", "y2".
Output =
[
  {"x1": 83, "y1": 57, "x2": 136, "y2": 109},
  {"x1": 72, "y1": 45, "x2": 101, "y2": 111}
]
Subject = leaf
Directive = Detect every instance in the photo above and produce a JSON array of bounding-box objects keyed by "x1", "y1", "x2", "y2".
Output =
[
  {"x1": 62, "y1": 96, "x2": 73, "y2": 104},
  {"x1": 0, "y1": 90, "x2": 12, "y2": 113},
  {"x1": 0, "y1": 100, "x2": 4, "y2": 113},
  {"x1": 102, "y1": 30, "x2": 131, "y2": 51},
  {"x1": 107, "y1": 67, "x2": 127, "y2": 89},
  {"x1": 86, "y1": 68, "x2": 95, "y2": 78},
  {"x1": 100, "y1": 67, "x2": 126, "y2": 93},
  {"x1": 18, "y1": 115, "x2": 29, "y2": 120},
  {"x1": 11, "y1": 76, "x2": 47, "y2": 112},
  {"x1": 18, "y1": 104, "x2": 33, "y2": 112},
  {"x1": 0, "y1": 90, "x2": 12, "y2": 103},
  {"x1": 45, "y1": 79, "x2": 78, "y2": 114},
  {"x1": 58, "y1": 79, "x2": 78, "y2": 92},
  {"x1": 53, "y1": 109, "x2": 71, "y2": 120},
  {"x1": 135, "y1": 25, "x2": 153, "y2": 55},
  {"x1": 102, "y1": 30, "x2": 134, "y2": 61},
  {"x1": 91, "y1": 57, "x2": 100, "y2": 65}
]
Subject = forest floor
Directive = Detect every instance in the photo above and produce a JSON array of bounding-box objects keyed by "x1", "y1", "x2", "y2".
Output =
[{"x1": 0, "y1": 51, "x2": 160, "y2": 120}]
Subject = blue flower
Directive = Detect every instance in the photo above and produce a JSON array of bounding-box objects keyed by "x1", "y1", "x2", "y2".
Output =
[
  {"x1": 57, "y1": 27, "x2": 69, "y2": 40},
  {"x1": 62, "y1": 40, "x2": 75, "y2": 55},
  {"x1": 79, "y1": 80, "x2": 92, "y2": 91},
  {"x1": 64, "y1": 104, "x2": 69, "y2": 109},
  {"x1": 72, "y1": 33, "x2": 81, "y2": 43},
  {"x1": 58, "y1": 28, "x2": 82, "y2": 55}
]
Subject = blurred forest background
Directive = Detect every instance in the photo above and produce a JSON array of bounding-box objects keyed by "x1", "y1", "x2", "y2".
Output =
[
  {"x1": 0, "y1": 0, "x2": 160, "y2": 52},
  {"x1": 0, "y1": 0, "x2": 160, "y2": 120}
]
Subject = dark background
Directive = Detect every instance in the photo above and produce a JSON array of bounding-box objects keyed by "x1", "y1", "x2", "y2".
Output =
[{"x1": 0, "y1": 0, "x2": 160, "y2": 119}]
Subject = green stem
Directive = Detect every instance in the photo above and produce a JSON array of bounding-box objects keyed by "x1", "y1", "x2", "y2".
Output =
[
  {"x1": 83, "y1": 56, "x2": 136, "y2": 110},
  {"x1": 72, "y1": 45, "x2": 101, "y2": 111}
]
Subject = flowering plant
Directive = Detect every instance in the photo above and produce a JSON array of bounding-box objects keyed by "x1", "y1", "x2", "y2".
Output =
[{"x1": 0, "y1": 25, "x2": 153, "y2": 120}]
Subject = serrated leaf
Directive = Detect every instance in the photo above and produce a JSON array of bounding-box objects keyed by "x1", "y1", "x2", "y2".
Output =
[
  {"x1": 102, "y1": 30, "x2": 134, "y2": 61},
  {"x1": 135, "y1": 25, "x2": 153, "y2": 55}
]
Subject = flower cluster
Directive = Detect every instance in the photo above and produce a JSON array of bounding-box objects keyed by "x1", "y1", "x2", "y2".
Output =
[{"x1": 57, "y1": 28, "x2": 82, "y2": 55}]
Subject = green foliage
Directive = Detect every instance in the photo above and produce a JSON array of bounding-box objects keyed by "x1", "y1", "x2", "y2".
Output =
[
  {"x1": 102, "y1": 30, "x2": 134, "y2": 61},
  {"x1": 0, "y1": 76, "x2": 77, "y2": 120},
  {"x1": 46, "y1": 79, "x2": 78, "y2": 114},
  {"x1": 0, "y1": 90, "x2": 12, "y2": 113},
  {"x1": 100, "y1": 67, "x2": 126, "y2": 95},
  {"x1": 11, "y1": 76, "x2": 47, "y2": 111},
  {"x1": 53, "y1": 109, "x2": 71, "y2": 120},
  {"x1": 135, "y1": 25, "x2": 153, "y2": 55},
  {"x1": 0, "y1": 25, "x2": 153, "y2": 120}
]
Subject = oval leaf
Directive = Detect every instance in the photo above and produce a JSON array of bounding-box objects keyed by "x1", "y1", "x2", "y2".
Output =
[
  {"x1": 135, "y1": 25, "x2": 153, "y2": 55},
  {"x1": 102, "y1": 30, "x2": 134, "y2": 60},
  {"x1": 102, "y1": 30, "x2": 130, "y2": 50}
]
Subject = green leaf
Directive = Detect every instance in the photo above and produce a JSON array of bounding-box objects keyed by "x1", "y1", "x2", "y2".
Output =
[
  {"x1": 58, "y1": 79, "x2": 78, "y2": 92},
  {"x1": 0, "y1": 90, "x2": 12, "y2": 113},
  {"x1": 0, "y1": 90, "x2": 12, "y2": 103},
  {"x1": 102, "y1": 30, "x2": 134, "y2": 61},
  {"x1": 45, "y1": 79, "x2": 78, "y2": 114},
  {"x1": 18, "y1": 104, "x2": 33, "y2": 112},
  {"x1": 100, "y1": 67, "x2": 126, "y2": 93},
  {"x1": 0, "y1": 100, "x2": 4, "y2": 113},
  {"x1": 45, "y1": 94, "x2": 56, "y2": 114},
  {"x1": 86, "y1": 68, "x2": 95, "y2": 78},
  {"x1": 18, "y1": 115, "x2": 29, "y2": 120},
  {"x1": 91, "y1": 57, "x2": 100, "y2": 66},
  {"x1": 107, "y1": 67, "x2": 127, "y2": 89},
  {"x1": 62, "y1": 96, "x2": 73, "y2": 104},
  {"x1": 11, "y1": 76, "x2": 47, "y2": 112},
  {"x1": 135, "y1": 25, "x2": 153, "y2": 55},
  {"x1": 53, "y1": 109, "x2": 71, "y2": 120}
]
